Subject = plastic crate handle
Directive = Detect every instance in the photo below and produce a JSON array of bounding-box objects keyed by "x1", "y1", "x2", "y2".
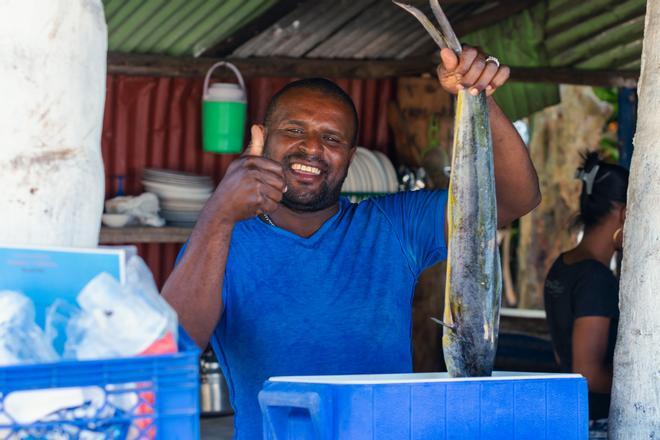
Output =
[{"x1": 258, "y1": 383, "x2": 332, "y2": 440}]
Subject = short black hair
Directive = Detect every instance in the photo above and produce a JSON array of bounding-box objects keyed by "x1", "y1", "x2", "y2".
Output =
[
  {"x1": 576, "y1": 151, "x2": 629, "y2": 229},
  {"x1": 263, "y1": 78, "x2": 359, "y2": 145}
]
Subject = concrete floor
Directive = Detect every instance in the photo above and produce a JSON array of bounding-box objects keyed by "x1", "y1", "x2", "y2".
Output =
[{"x1": 200, "y1": 415, "x2": 234, "y2": 440}]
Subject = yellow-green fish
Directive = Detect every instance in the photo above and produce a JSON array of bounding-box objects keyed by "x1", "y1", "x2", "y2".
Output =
[{"x1": 394, "y1": 0, "x2": 501, "y2": 377}]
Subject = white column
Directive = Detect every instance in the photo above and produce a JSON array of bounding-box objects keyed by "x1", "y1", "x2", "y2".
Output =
[
  {"x1": 609, "y1": 0, "x2": 660, "y2": 437},
  {"x1": 0, "y1": 0, "x2": 107, "y2": 247}
]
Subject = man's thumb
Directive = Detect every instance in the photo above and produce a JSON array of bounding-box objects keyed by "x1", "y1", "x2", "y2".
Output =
[
  {"x1": 244, "y1": 124, "x2": 265, "y2": 156},
  {"x1": 439, "y1": 48, "x2": 458, "y2": 72}
]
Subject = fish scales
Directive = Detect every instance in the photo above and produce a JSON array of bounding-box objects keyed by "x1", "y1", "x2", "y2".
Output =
[
  {"x1": 391, "y1": 0, "x2": 502, "y2": 377},
  {"x1": 442, "y1": 91, "x2": 502, "y2": 377}
]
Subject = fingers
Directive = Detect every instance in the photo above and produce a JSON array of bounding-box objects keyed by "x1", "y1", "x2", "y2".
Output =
[
  {"x1": 252, "y1": 175, "x2": 285, "y2": 215},
  {"x1": 468, "y1": 61, "x2": 499, "y2": 96},
  {"x1": 244, "y1": 124, "x2": 265, "y2": 157},
  {"x1": 486, "y1": 65, "x2": 510, "y2": 96},
  {"x1": 242, "y1": 155, "x2": 284, "y2": 177},
  {"x1": 246, "y1": 161, "x2": 286, "y2": 214},
  {"x1": 439, "y1": 48, "x2": 459, "y2": 71},
  {"x1": 252, "y1": 167, "x2": 287, "y2": 193},
  {"x1": 454, "y1": 46, "x2": 479, "y2": 77},
  {"x1": 453, "y1": 46, "x2": 509, "y2": 96}
]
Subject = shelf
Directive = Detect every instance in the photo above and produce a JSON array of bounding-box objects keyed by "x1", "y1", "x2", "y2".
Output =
[{"x1": 99, "y1": 226, "x2": 192, "y2": 244}]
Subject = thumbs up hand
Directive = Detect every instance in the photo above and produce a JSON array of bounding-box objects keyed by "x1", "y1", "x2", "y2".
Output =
[
  {"x1": 244, "y1": 124, "x2": 265, "y2": 157},
  {"x1": 201, "y1": 125, "x2": 286, "y2": 227}
]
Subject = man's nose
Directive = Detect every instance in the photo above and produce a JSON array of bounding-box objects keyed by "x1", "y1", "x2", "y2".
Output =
[{"x1": 299, "y1": 133, "x2": 323, "y2": 155}]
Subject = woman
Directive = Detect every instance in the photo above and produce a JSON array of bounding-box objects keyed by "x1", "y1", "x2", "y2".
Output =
[{"x1": 544, "y1": 152, "x2": 628, "y2": 423}]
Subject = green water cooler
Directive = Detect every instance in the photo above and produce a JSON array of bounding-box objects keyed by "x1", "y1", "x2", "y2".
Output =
[{"x1": 202, "y1": 62, "x2": 247, "y2": 154}]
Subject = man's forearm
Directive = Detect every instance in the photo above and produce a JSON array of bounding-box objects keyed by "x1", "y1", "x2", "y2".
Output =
[
  {"x1": 161, "y1": 218, "x2": 234, "y2": 349},
  {"x1": 488, "y1": 97, "x2": 541, "y2": 226}
]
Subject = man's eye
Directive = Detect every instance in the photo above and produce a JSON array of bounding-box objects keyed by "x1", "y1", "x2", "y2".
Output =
[
  {"x1": 324, "y1": 136, "x2": 341, "y2": 144},
  {"x1": 286, "y1": 128, "x2": 303, "y2": 134}
]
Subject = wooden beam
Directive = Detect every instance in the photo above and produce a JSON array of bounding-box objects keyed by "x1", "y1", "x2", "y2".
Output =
[
  {"x1": 107, "y1": 52, "x2": 639, "y2": 86},
  {"x1": 107, "y1": 52, "x2": 434, "y2": 79},
  {"x1": 510, "y1": 66, "x2": 639, "y2": 87},
  {"x1": 99, "y1": 226, "x2": 191, "y2": 244},
  {"x1": 201, "y1": 0, "x2": 304, "y2": 57}
]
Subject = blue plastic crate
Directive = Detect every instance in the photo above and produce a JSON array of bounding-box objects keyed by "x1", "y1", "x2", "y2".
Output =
[
  {"x1": 259, "y1": 372, "x2": 588, "y2": 440},
  {"x1": 0, "y1": 330, "x2": 200, "y2": 439}
]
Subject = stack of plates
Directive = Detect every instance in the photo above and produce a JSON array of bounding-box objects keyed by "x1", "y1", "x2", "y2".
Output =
[
  {"x1": 142, "y1": 169, "x2": 214, "y2": 226},
  {"x1": 342, "y1": 147, "x2": 398, "y2": 194}
]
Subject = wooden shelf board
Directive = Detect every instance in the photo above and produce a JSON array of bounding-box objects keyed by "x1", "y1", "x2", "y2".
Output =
[{"x1": 99, "y1": 226, "x2": 192, "y2": 244}]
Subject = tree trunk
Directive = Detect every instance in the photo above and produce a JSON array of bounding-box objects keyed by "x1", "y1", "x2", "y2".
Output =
[
  {"x1": 0, "y1": 1, "x2": 107, "y2": 247},
  {"x1": 609, "y1": 1, "x2": 660, "y2": 436},
  {"x1": 517, "y1": 86, "x2": 612, "y2": 309}
]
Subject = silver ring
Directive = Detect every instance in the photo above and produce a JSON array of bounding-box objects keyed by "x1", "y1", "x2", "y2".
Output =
[{"x1": 485, "y1": 55, "x2": 500, "y2": 67}]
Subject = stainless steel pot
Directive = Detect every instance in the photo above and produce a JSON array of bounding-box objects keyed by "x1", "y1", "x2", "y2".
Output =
[{"x1": 200, "y1": 349, "x2": 233, "y2": 416}]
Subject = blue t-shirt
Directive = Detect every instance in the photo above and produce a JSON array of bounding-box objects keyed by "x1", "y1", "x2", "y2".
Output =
[{"x1": 184, "y1": 190, "x2": 447, "y2": 439}]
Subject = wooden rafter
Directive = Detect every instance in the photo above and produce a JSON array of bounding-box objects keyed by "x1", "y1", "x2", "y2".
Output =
[{"x1": 107, "y1": 52, "x2": 639, "y2": 87}]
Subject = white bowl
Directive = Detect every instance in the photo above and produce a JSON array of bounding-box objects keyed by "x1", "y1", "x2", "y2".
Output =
[{"x1": 102, "y1": 213, "x2": 132, "y2": 228}]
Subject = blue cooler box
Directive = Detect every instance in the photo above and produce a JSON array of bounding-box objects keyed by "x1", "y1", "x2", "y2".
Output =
[{"x1": 259, "y1": 372, "x2": 588, "y2": 439}]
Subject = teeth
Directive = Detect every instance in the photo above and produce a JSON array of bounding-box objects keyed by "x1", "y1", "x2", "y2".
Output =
[{"x1": 292, "y1": 163, "x2": 321, "y2": 175}]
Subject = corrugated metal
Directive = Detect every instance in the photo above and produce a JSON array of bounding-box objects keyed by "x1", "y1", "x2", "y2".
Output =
[
  {"x1": 459, "y1": 0, "x2": 644, "y2": 120},
  {"x1": 546, "y1": 0, "x2": 646, "y2": 69},
  {"x1": 104, "y1": 0, "x2": 277, "y2": 57},
  {"x1": 101, "y1": 74, "x2": 395, "y2": 286},
  {"x1": 103, "y1": 0, "x2": 645, "y2": 74},
  {"x1": 233, "y1": 0, "x2": 488, "y2": 59},
  {"x1": 463, "y1": 2, "x2": 560, "y2": 122}
]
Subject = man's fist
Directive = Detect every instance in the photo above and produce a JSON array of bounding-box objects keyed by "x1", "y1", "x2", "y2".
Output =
[{"x1": 437, "y1": 46, "x2": 510, "y2": 97}]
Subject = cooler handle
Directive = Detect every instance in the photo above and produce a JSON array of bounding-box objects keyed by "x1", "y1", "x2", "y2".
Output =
[
  {"x1": 258, "y1": 384, "x2": 332, "y2": 440},
  {"x1": 202, "y1": 61, "x2": 246, "y2": 99}
]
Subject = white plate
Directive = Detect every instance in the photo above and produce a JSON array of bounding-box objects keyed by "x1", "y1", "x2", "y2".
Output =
[
  {"x1": 342, "y1": 155, "x2": 357, "y2": 193},
  {"x1": 352, "y1": 152, "x2": 370, "y2": 193},
  {"x1": 160, "y1": 200, "x2": 206, "y2": 211},
  {"x1": 143, "y1": 181, "x2": 212, "y2": 201},
  {"x1": 341, "y1": 170, "x2": 353, "y2": 193},
  {"x1": 144, "y1": 168, "x2": 212, "y2": 183},
  {"x1": 142, "y1": 180, "x2": 213, "y2": 193},
  {"x1": 348, "y1": 155, "x2": 361, "y2": 192},
  {"x1": 373, "y1": 151, "x2": 399, "y2": 193},
  {"x1": 358, "y1": 147, "x2": 388, "y2": 193}
]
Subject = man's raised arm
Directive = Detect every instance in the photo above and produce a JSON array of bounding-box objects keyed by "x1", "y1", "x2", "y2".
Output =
[{"x1": 161, "y1": 126, "x2": 286, "y2": 348}]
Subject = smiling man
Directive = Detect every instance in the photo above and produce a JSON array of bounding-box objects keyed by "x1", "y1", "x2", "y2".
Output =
[{"x1": 163, "y1": 48, "x2": 540, "y2": 439}]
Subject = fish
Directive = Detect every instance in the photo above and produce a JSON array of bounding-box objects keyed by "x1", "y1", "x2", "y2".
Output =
[{"x1": 394, "y1": 0, "x2": 502, "y2": 377}]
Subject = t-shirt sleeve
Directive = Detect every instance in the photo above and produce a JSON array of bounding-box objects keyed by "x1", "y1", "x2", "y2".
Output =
[
  {"x1": 373, "y1": 190, "x2": 448, "y2": 275},
  {"x1": 573, "y1": 265, "x2": 619, "y2": 319}
]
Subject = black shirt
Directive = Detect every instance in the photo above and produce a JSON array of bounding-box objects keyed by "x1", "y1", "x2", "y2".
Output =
[{"x1": 543, "y1": 254, "x2": 619, "y2": 420}]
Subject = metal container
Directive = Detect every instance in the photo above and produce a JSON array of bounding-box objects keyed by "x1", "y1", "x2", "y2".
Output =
[{"x1": 200, "y1": 349, "x2": 233, "y2": 416}]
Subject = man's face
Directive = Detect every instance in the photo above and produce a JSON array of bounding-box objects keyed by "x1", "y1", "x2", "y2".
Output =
[{"x1": 263, "y1": 89, "x2": 356, "y2": 212}]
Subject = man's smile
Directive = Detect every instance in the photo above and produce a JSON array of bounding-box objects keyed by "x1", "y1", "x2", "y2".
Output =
[{"x1": 291, "y1": 162, "x2": 322, "y2": 175}]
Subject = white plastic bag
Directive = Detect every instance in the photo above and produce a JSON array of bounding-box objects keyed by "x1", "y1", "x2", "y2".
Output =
[
  {"x1": 0, "y1": 291, "x2": 58, "y2": 365},
  {"x1": 63, "y1": 256, "x2": 178, "y2": 360},
  {"x1": 104, "y1": 193, "x2": 165, "y2": 227},
  {"x1": 126, "y1": 255, "x2": 178, "y2": 341}
]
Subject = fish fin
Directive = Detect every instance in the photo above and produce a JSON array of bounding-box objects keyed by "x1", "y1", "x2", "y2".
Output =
[
  {"x1": 430, "y1": 316, "x2": 456, "y2": 331},
  {"x1": 392, "y1": 1, "x2": 449, "y2": 49},
  {"x1": 429, "y1": 0, "x2": 462, "y2": 53}
]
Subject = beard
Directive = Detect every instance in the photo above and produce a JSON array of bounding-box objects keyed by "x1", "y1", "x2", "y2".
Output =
[{"x1": 265, "y1": 145, "x2": 348, "y2": 212}]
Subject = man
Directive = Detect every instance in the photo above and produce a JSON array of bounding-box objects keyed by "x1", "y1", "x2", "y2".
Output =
[{"x1": 163, "y1": 47, "x2": 540, "y2": 438}]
